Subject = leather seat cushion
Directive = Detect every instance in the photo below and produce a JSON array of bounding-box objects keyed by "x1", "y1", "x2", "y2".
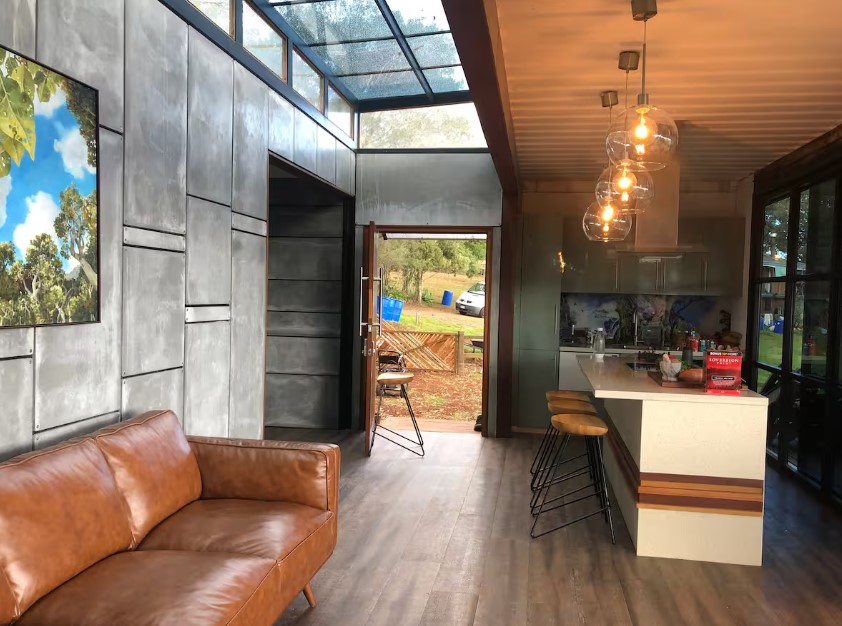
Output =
[
  {"x1": 139, "y1": 499, "x2": 333, "y2": 563},
  {"x1": 17, "y1": 551, "x2": 283, "y2": 626},
  {"x1": 94, "y1": 411, "x2": 202, "y2": 546}
]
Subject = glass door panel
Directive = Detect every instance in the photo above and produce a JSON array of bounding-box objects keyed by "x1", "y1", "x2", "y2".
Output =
[
  {"x1": 761, "y1": 197, "x2": 790, "y2": 277},
  {"x1": 796, "y1": 181, "x2": 835, "y2": 275},
  {"x1": 757, "y1": 282, "x2": 785, "y2": 368},
  {"x1": 791, "y1": 281, "x2": 830, "y2": 380},
  {"x1": 784, "y1": 381, "x2": 827, "y2": 483}
]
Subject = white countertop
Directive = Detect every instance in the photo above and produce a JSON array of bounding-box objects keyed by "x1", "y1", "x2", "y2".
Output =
[{"x1": 576, "y1": 354, "x2": 768, "y2": 406}]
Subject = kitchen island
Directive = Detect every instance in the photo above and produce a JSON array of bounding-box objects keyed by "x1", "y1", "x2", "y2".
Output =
[{"x1": 576, "y1": 354, "x2": 768, "y2": 566}]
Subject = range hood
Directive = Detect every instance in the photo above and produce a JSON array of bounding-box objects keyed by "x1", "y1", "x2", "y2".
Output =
[{"x1": 613, "y1": 149, "x2": 706, "y2": 257}]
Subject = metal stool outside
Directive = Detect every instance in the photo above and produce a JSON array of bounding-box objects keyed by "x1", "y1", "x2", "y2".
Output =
[
  {"x1": 530, "y1": 412, "x2": 615, "y2": 542},
  {"x1": 372, "y1": 371, "x2": 425, "y2": 457}
]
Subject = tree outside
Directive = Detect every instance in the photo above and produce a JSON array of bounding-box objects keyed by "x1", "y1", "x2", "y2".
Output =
[{"x1": 0, "y1": 46, "x2": 98, "y2": 327}]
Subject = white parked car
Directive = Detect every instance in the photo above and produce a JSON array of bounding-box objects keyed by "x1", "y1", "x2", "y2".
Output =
[{"x1": 455, "y1": 282, "x2": 486, "y2": 317}]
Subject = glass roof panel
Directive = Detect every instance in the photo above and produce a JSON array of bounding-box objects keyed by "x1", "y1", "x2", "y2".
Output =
[
  {"x1": 342, "y1": 71, "x2": 424, "y2": 99},
  {"x1": 274, "y1": 0, "x2": 392, "y2": 45},
  {"x1": 385, "y1": 0, "x2": 450, "y2": 35},
  {"x1": 311, "y1": 39, "x2": 411, "y2": 76},
  {"x1": 423, "y1": 65, "x2": 468, "y2": 93},
  {"x1": 407, "y1": 32, "x2": 459, "y2": 68}
]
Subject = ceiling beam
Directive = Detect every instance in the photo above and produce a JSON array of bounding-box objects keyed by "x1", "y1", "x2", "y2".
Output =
[{"x1": 441, "y1": 0, "x2": 518, "y2": 194}]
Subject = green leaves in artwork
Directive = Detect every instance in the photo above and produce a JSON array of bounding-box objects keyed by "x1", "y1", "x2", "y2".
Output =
[{"x1": 0, "y1": 51, "x2": 61, "y2": 174}]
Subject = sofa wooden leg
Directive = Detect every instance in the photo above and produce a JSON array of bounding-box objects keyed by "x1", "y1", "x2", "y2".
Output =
[{"x1": 303, "y1": 583, "x2": 316, "y2": 608}]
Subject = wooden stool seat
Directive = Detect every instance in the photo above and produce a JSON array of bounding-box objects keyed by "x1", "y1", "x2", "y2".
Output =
[
  {"x1": 546, "y1": 399, "x2": 597, "y2": 415},
  {"x1": 551, "y1": 413, "x2": 608, "y2": 437},
  {"x1": 377, "y1": 372, "x2": 415, "y2": 385},
  {"x1": 546, "y1": 390, "x2": 590, "y2": 403}
]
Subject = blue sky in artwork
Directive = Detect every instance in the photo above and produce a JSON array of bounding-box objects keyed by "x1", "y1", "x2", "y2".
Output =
[{"x1": 0, "y1": 84, "x2": 96, "y2": 272}]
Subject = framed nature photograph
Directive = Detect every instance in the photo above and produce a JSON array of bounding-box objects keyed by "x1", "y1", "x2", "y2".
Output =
[{"x1": 0, "y1": 44, "x2": 99, "y2": 328}]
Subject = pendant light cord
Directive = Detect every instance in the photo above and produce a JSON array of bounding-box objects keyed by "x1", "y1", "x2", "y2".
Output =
[{"x1": 640, "y1": 19, "x2": 648, "y2": 101}]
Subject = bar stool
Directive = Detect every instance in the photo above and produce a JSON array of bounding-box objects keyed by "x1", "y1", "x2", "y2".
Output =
[
  {"x1": 372, "y1": 372, "x2": 425, "y2": 457},
  {"x1": 530, "y1": 395, "x2": 597, "y2": 483},
  {"x1": 530, "y1": 412, "x2": 615, "y2": 542}
]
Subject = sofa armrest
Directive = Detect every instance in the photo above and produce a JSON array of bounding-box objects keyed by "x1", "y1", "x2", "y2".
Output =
[{"x1": 187, "y1": 437, "x2": 340, "y2": 512}]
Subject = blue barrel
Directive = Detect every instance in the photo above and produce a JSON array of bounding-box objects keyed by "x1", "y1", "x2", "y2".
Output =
[
  {"x1": 773, "y1": 318, "x2": 785, "y2": 334},
  {"x1": 381, "y1": 297, "x2": 396, "y2": 322},
  {"x1": 441, "y1": 290, "x2": 454, "y2": 306},
  {"x1": 393, "y1": 299, "x2": 405, "y2": 321}
]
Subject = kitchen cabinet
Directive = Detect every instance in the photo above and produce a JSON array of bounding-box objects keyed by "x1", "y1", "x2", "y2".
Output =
[
  {"x1": 561, "y1": 217, "x2": 745, "y2": 297},
  {"x1": 516, "y1": 349, "x2": 560, "y2": 429},
  {"x1": 519, "y1": 210, "x2": 564, "y2": 350},
  {"x1": 560, "y1": 217, "x2": 619, "y2": 294}
]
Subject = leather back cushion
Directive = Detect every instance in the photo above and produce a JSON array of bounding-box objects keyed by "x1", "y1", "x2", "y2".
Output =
[
  {"x1": 0, "y1": 572, "x2": 17, "y2": 626},
  {"x1": 0, "y1": 440, "x2": 133, "y2": 618},
  {"x1": 94, "y1": 411, "x2": 202, "y2": 546}
]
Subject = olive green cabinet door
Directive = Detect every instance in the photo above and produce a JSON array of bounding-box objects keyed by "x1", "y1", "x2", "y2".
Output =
[
  {"x1": 516, "y1": 349, "x2": 559, "y2": 429},
  {"x1": 520, "y1": 211, "x2": 564, "y2": 350},
  {"x1": 560, "y1": 217, "x2": 618, "y2": 294}
]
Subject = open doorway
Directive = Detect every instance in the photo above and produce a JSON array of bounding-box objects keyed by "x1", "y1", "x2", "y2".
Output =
[
  {"x1": 264, "y1": 157, "x2": 354, "y2": 431},
  {"x1": 369, "y1": 230, "x2": 490, "y2": 436}
]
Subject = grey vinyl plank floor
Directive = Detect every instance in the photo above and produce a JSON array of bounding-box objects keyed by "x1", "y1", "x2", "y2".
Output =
[{"x1": 269, "y1": 428, "x2": 842, "y2": 626}]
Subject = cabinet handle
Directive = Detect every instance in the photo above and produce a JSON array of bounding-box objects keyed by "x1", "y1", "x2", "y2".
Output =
[
  {"x1": 615, "y1": 260, "x2": 619, "y2": 291},
  {"x1": 554, "y1": 304, "x2": 560, "y2": 339},
  {"x1": 702, "y1": 257, "x2": 708, "y2": 292}
]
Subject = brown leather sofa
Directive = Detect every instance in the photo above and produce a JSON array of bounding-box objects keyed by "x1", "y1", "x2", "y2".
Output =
[{"x1": 0, "y1": 410, "x2": 340, "y2": 625}]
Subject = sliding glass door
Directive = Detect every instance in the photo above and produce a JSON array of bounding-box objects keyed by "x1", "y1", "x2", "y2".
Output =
[{"x1": 750, "y1": 174, "x2": 842, "y2": 502}]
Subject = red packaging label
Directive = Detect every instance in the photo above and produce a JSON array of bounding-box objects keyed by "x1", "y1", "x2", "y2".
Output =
[{"x1": 705, "y1": 351, "x2": 742, "y2": 395}]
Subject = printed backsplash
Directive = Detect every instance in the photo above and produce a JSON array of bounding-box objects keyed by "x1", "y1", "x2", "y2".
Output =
[{"x1": 559, "y1": 293, "x2": 721, "y2": 345}]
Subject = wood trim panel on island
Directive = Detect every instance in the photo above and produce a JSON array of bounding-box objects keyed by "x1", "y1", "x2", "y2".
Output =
[{"x1": 606, "y1": 420, "x2": 764, "y2": 517}]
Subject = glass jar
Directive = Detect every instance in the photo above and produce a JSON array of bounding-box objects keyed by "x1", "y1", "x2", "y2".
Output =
[{"x1": 592, "y1": 329, "x2": 606, "y2": 360}]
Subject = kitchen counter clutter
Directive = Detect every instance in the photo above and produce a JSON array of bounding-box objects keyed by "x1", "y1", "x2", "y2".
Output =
[{"x1": 572, "y1": 354, "x2": 768, "y2": 566}]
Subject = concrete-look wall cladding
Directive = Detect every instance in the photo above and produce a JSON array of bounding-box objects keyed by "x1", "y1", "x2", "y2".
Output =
[
  {"x1": 356, "y1": 153, "x2": 502, "y2": 226},
  {"x1": 0, "y1": 0, "x2": 355, "y2": 461}
]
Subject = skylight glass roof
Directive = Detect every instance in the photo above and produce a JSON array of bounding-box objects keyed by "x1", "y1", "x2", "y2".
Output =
[{"x1": 265, "y1": 0, "x2": 469, "y2": 104}]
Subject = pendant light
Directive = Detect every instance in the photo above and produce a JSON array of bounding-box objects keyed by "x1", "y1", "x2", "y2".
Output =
[
  {"x1": 582, "y1": 201, "x2": 633, "y2": 242},
  {"x1": 605, "y1": 0, "x2": 678, "y2": 171},
  {"x1": 596, "y1": 87, "x2": 653, "y2": 215}
]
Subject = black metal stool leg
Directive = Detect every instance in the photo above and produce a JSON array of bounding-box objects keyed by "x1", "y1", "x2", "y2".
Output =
[
  {"x1": 373, "y1": 383, "x2": 425, "y2": 457},
  {"x1": 594, "y1": 437, "x2": 616, "y2": 544},
  {"x1": 530, "y1": 424, "x2": 554, "y2": 476}
]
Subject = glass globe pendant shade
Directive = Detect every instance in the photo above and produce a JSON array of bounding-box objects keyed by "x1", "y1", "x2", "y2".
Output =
[
  {"x1": 582, "y1": 201, "x2": 633, "y2": 242},
  {"x1": 605, "y1": 103, "x2": 678, "y2": 171},
  {"x1": 595, "y1": 166, "x2": 654, "y2": 215}
]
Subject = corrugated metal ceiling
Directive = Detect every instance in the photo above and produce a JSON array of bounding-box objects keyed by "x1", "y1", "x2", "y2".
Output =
[{"x1": 494, "y1": 0, "x2": 842, "y2": 181}]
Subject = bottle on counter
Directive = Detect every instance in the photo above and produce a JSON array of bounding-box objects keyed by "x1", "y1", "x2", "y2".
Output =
[{"x1": 592, "y1": 328, "x2": 606, "y2": 361}]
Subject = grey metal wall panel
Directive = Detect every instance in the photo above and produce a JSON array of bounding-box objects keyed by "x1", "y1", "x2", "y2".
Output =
[
  {"x1": 122, "y1": 247, "x2": 186, "y2": 377},
  {"x1": 186, "y1": 196, "x2": 232, "y2": 305},
  {"x1": 265, "y1": 374, "x2": 338, "y2": 428},
  {"x1": 293, "y1": 109, "x2": 318, "y2": 175},
  {"x1": 233, "y1": 65, "x2": 268, "y2": 220},
  {"x1": 316, "y1": 127, "x2": 336, "y2": 184},
  {"x1": 123, "y1": 227, "x2": 186, "y2": 252},
  {"x1": 232, "y1": 212, "x2": 268, "y2": 236},
  {"x1": 268, "y1": 91, "x2": 294, "y2": 161},
  {"x1": 0, "y1": 358, "x2": 33, "y2": 462},
  {"x1": 184, "y1": 321, "x2": 230, "y2": 437},
  {"x1": 187, "y1": 28, "x2": 233, "y2": 206},
  {"x1": 268, "y1": 238, "x2": 342, "y2": 280},
  {"x1": 268, "y1": 205, "x2": 343, "y2": 238},
  {"x1": 34, "y1": 130, "x2": 123, "y2": 431},
  {"x1": 122, "y1": 368, "x2": 184, "y2": 423},
  {"x1": 268, "y1": 312, "x2": 340, "y2": 338},
  {"x1": 356, "y1": 153, "x2": 502, "y2": 226},
  {"x1": 266, "y1": 336, "x2": 340, "y2": 375},
  {"x1": 36, "y1": 0, "x2": 124, "y2": 131},
  {"x1": 349, "y1": 151, "x2": 356, "y2": 195},
  {"x1": 0, "y1": 328, "x2": 34, "y2": 359},
  {"x1": 229, "y1": 231, "x2": 267, "y2": 439},
  {"x1": 33, "y1": 412, "x2": 120, "y2": 450},
  {"x1": 335, "y1": 143, "x2": 353, "y2": 195},
  {"x1": 124, "y1": 0, "x2": 188, "y2": 234},
  {"x1": 0, "y1": 0, "x2": 36, "y2": 56},
  {"x1": 185, "y1": 306, "x2": 230, "y2": 323},
  {"x1": 267, "y1": 280, "x2": 341, "y2": 312}
]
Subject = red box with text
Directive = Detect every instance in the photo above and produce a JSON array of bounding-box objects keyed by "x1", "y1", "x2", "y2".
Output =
[{"x1": 705, "y1": 351, "x2": 742, "y2": 395}]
